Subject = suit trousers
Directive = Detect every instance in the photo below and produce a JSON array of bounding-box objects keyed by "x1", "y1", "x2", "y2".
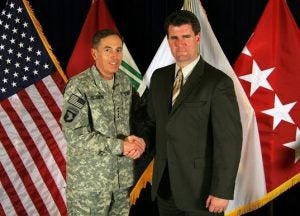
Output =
[{"x1": 156, "y1": 165, "x2": 224, "y2": 216}]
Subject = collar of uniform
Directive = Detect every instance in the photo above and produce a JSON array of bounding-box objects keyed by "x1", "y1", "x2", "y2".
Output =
[
  {"x1": 90, "y1": 65, "x2": 114, "y2": 92},
  {"x1": 175, "y1": 55, "x2": 200, "y2": 84}
]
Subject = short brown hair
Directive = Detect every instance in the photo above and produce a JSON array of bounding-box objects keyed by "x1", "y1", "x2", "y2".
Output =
[
  {"x1": 92, "y1": 29, "x2": 124, "y2": 48},
  {"x1": 164, "y1": 10, "x2": 201, "y2": 37}
]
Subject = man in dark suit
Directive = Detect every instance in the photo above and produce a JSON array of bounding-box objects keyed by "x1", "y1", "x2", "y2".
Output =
[{"x1": 146, "y1": 10, "x2": 242, "y2": 215}]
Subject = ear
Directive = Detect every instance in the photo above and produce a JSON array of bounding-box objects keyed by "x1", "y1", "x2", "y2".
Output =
[
  {"x1": 196, "y1": 32, "x2": 201, "y2": 43},
  {"x1": 91, "y1": 48, "x2": 97, "y2": 60}
]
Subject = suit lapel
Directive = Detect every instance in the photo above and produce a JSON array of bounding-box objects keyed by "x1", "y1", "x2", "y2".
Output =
[
  {"x1": 162, "y1": 67, "x2": 175, "y2": 113},
  {"x1": 171, "y1": 59, "x2": 205, "y2": 113},
  {"x1": 151, "y1": 65, "x2": 175, "y2": 115}
]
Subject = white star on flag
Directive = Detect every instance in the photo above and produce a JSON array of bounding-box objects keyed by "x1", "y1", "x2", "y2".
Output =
[
  {"x1": 261, "y1": 95, "x2": 296, "y2": 130},
  {"x1": 283, "y1": 128, "x2": 300, "y2": 163},
  {"x1": 239, "y1": 58, "x2": 275, "y2": 96},
  {"x1": 241, "y1": 46, "x2": 251, "y2": 56}
]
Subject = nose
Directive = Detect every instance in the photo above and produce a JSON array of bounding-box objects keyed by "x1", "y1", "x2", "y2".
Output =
[
  {"x1": 175, "y1": 38, "x2": 185, "y2": 47},
  {"x1": 110, "y1": 50, "x2": 122, "y2": 59}
]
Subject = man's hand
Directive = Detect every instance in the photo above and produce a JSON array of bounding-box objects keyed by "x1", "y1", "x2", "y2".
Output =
[
  {"x1": 206, "y1": 195, "x2": 229, "y2": 213},
  {"x1": 123, "y1": 135, "x2": 146, "y2": 159}
]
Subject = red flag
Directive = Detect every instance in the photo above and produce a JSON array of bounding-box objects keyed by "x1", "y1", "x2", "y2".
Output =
[
  {"x1": 233, "y1": 0, "x2": 300, "y2": 212},
  {"x1": 66, "y1": 0, "x2": 117, "y2": 77},
  {"x1": 0, "y1": 0, "x2": 67, "y2": 215}
]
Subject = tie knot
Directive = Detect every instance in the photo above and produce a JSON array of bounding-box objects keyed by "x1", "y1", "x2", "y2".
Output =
[
  {"x1": 176, "y1": 69, "x2": 183, "y2": 79},
  {"x1": 174, "y1": 69, "x2": 183, "y2": 87},
  {"x1": 172, "y1": 69, "x2": 183, "y2": 106}
]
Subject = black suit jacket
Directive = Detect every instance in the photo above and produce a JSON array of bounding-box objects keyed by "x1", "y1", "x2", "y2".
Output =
[{"x1": 147, "y1": 58, "x2": 242, "y2": 212}]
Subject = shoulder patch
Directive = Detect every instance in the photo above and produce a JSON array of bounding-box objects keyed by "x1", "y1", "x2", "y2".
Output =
[
  {"x1": 63, "y1": 107, "x2": 79, "y2": 123},
  {"x1": 67, "y1": 94, "x2": 86, "y2": 109}
]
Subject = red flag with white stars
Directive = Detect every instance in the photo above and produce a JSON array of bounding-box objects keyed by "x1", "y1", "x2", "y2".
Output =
[{"x1": 234, "y1": 0, "x2": 300, "y2": 194}]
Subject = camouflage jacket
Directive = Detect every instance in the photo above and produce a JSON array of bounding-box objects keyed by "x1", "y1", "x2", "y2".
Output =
[{"x1": 60, "y1": 65, "x2": 135, "y2": 192}]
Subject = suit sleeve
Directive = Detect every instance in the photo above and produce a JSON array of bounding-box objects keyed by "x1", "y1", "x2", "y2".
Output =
[{"x1": 210, "y1": 75, "x2": 242, "y2": 199}]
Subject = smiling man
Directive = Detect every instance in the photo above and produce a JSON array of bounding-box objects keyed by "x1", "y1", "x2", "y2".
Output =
[{"x1": 60, "y1": 29, "x2": 146, "y2": 215}]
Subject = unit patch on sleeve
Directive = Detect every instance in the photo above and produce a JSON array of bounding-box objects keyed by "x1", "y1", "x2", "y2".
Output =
[{"x1": 64, "y1": 107, "x2": 79, "y2": 123}]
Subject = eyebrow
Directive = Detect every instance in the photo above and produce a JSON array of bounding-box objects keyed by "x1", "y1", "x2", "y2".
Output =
[
  {"x1": 102, "y1": 45, "x2": 122, "y2": 49},
  {"x1": 169, "y1": 34, "x2": 192, "y2": 39}
]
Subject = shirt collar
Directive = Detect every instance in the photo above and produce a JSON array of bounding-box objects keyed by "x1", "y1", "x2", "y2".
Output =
[
  {"x1": 91, "y1": 65, "x2": 117, "y2": 91},
  {"x1": 175, "y1": 56, "x2": 200, "y2": 83}
]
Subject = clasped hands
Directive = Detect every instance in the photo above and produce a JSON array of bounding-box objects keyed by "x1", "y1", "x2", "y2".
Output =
[{"x1": 123, "y1": 135, "x2": 146, "y2": 159}]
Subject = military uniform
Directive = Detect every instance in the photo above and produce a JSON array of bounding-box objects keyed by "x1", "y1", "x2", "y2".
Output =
[{"x1": 60, "y1": 65, "x2": 136, "y2": 215}]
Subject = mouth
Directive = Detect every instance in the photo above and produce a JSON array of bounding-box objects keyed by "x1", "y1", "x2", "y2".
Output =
[
  {"x1": 176, "y1": 49, "x2": 187, "y2": 54},
  {"x1": 109, "y1": 62, "x2": 120, "y2": 66}
]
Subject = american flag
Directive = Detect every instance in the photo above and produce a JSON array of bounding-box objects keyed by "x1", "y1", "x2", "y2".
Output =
[{"x1": 0, "y1": 0, "x2": 67, "y2": 215}]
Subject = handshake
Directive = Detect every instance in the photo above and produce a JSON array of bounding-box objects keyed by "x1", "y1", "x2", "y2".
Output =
[{"x1": 122, "y1": 135, "x2": 146, "y2": 159}]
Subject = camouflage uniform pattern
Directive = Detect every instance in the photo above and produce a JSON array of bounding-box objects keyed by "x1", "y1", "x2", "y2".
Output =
[
  {"x1": 67, "y1": 189, "x2": 130, "y2": 215},
  {"x1": 60, "y1": 65, "x2": 135, "y2": 215}
]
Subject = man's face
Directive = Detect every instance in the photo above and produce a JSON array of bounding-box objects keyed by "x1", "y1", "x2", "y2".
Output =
[
  {"x1": 91, "y1": 35, "x2": 123, "y2": 79},
  {"x1": 167, "y1": 24, "x2": 200, "y2": 68}
]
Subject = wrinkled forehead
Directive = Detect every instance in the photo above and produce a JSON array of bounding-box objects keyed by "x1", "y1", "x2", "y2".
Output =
[
  {"x1": 97, "y1": 35, "x2": 123, "y2": 48},
  {"x1": 167, "y1": 24, "x2": 197, "y2": 36}
]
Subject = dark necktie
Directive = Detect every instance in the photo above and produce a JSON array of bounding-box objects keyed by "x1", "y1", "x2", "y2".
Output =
[{"x1": 172, "y1": 69, "x2": 183, "y2": 106}]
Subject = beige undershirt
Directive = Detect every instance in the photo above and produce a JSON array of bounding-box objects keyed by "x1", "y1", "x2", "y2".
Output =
[{"x1": 105, "y1": 76, "x2": 114, "y2": 89}]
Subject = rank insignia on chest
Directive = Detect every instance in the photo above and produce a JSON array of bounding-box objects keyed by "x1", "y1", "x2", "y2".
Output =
[{"x1": 122, "y1": 90, "x2": 131, "y2": 96}]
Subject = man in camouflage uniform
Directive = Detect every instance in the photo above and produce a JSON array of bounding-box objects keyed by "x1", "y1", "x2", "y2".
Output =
[{"x1": 60, "y1": 29, "x2": 146, "y2": 215}]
